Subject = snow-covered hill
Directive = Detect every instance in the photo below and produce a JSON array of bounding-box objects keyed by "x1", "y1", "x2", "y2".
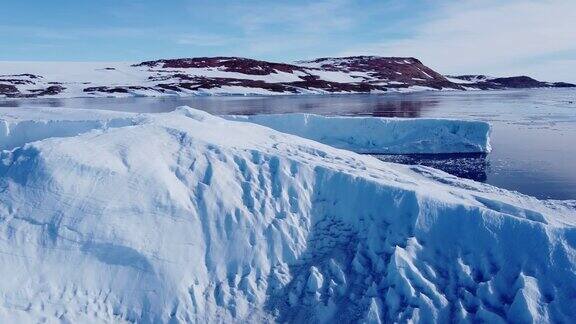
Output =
[
  {"x1": 0, "y1": 56, "x2": 573, "y2": 98},
  {"x1": 0, "y1": 107, "x2": 574, "y2": 323},
  {"x1": 445, "y1": 75, "x2": 575, "y2": 90}
]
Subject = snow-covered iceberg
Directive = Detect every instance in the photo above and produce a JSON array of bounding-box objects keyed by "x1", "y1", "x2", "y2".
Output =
[
  {"x1": 226, "y1": 113, "x2": 491, "y2": 154},
  {"x1": 0, "y1": 108, "x2": 138, "y2": 150},
  {"x1": 0, "y1": 107, "x2": 574, "y2": 323}
]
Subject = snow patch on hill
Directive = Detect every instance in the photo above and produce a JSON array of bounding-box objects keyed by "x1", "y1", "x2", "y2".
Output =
[{"x1": 0, "y1": 107, "x2": 574, "y2": 323}]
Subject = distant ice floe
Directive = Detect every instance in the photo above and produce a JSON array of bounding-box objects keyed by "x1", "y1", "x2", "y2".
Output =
[{"x1": 226, "y1": 113, "x2": 491, "y2": 154}]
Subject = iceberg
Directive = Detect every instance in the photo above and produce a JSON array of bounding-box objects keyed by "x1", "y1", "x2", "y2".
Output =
[
  {"x1": 0, "y1": 108, "x2": 138, "y2": 150},
  {"x1": 226, "y1": 113, "x2": 491, "y2": 154},
  {"x1": 0, "y1": 107, "x2": 573, "y2": 323}
]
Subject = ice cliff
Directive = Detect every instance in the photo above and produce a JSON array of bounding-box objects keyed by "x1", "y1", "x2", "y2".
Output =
[{"x1": 226, "y1": 113, "x2": 491, "y2": 154}]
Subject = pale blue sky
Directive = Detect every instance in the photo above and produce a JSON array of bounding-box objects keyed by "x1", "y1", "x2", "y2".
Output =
[{"x1": 1, "y1": 0, "x2": 575, "y2": 81}]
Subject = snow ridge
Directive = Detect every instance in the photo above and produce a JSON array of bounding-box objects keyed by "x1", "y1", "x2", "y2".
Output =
[{"x1": 0, "y1": 107, "x2": 574, "y2": 323}]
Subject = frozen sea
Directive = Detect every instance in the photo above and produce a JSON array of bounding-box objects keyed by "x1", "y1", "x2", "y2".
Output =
[{"x1": 1, "y1": 88, "x2": 575, "y2": 200}]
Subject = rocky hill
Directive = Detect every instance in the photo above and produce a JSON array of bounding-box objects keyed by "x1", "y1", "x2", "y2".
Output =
[
  {"x1": 0, "y1": 56, "x2": 573, "y2": 98},
  {"x1": 445, "y1": 75, "x2": 575, "y2": 90}
]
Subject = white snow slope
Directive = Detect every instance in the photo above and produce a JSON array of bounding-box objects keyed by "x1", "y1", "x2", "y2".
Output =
[
  {"x1": 0, "y1": 107, "x2": 574, "y2": 323},
  {"x1": 226, "y1": 114, "x2": 491, "y2": 154}
]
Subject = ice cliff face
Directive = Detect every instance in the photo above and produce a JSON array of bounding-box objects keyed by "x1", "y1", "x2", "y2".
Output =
[
  {"x1": 0, "y1": 107, "x2": 574, "y2": 323},
  {"x1": 226, "y1": 113, "x2": 491, "y2": 154}
]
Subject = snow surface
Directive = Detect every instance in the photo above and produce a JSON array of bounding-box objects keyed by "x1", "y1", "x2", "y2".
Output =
[
  {"x1": 445, "y1": 77, "x2": 475, "y2": 85},
  {"x1": 0, "y1": 107, "x2": 574, "y2": 323},
  {"x1": 226, "y1": 113, "x2": 491, "y2": 154},
  {"x1": 303, "y1": 70, "x2": 371, "y2": 83},
  {"x1": 444, "y1": 75, "x2": 491, "y2": 85},
  {"x1": 0, "y1": 108, "x2": 138, "y2": 150},
  {"x1": 0, "y1": 61, "x2": 315, "y2": 98},
  {"x1": 0, "y1": 62, "x2": 146, "y2": 98}
]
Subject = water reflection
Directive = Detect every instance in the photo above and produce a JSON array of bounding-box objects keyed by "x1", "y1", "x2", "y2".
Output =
[
  {"x1": 374, "y1": 153, "x2": 489, "y2": 182},
  {"x1": 0, "y1": 94, "x2": 439, "y2": 116},
  {"x1": 369, "y1": 101, "x2": 435, "y2": 117},
  {"x1": 0, "y1": 100, "x2": 19, "y2": 107}
]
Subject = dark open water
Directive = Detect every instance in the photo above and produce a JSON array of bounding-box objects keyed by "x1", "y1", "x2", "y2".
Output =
[{"x1": 2, "y1": 88, "x2": 575, "y2": 200}]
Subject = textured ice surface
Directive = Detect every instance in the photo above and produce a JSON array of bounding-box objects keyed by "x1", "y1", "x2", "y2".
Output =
[
  {"x1": 226, "y1": 113, "x2": 491, "y2": 154},
  {"x1": 0, "y1": 107, "x2": 574, "y2": 323},
  {"x1": 0, "y1": 108, "x2": 137, "y2": 150}
]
